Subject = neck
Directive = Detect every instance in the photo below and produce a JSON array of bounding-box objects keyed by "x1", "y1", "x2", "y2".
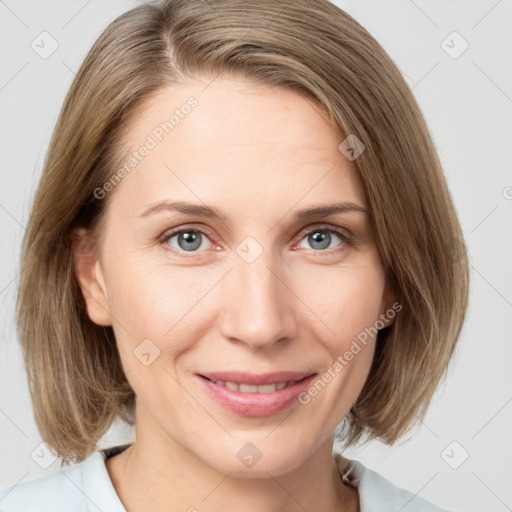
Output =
[{"x1": 106, "y1": 412, "x2": 358, "y2": 512}]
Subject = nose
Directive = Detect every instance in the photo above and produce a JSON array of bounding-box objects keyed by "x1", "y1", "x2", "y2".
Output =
[{"x1": 217, "y1": 250, "x2": 297, "y2": 351}]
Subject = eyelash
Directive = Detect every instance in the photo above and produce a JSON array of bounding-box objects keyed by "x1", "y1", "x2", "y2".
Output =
[{"x1": 157, "y1": 224, "x2": 352, "y2": 257}]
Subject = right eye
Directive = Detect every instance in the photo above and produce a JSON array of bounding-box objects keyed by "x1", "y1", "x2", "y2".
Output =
[{"x1": 160, "y1": 226, "x2": 215, "y2": 254}]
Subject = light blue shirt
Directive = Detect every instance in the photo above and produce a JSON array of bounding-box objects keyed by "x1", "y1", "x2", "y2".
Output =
[{"x1": 0, "y1": 445, "x2": 450, "y2": 511}]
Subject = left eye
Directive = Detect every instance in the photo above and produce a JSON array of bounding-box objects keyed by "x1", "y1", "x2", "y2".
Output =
[{"x1": 296, "y1": 228, "x2": 349, "y2": 252}]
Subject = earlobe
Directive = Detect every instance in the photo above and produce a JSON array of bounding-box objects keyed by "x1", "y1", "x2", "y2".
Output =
[{"x1": 71, "y1": 227, "x2": 112, "y2": 327}]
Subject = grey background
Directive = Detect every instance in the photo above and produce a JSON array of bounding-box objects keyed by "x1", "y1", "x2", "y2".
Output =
[{"x1": 1, "y1": 1, "x2": 511, "y2": 511}]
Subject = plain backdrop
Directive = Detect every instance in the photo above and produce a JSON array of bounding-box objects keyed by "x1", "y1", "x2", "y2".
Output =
[{"x1": 1, "y1": 1, "x2": 511, "y2": 511}]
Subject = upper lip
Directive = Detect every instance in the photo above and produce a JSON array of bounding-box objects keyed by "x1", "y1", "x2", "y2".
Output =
[{"x1": 199, "y1": 371, "x2": 316, "y2": 385}]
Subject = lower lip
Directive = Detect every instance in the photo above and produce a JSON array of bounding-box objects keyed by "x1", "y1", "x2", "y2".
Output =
[{"x1": 197, "y1": 374, "x2": 316, "y2": 417}]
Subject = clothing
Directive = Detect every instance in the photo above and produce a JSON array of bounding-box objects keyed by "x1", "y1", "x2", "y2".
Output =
[{"x1": 0, "y1": 444, "x2": 450, "y2": 511}]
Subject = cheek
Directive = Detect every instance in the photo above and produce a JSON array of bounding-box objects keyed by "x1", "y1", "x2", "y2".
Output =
[
  {"x1": 104, "y1": 254, "x2": 221, "y2": 364},
  {"x1": 106, "y1": 251, "x2": 194, "y2": 324},
  {"x1": 103, "y1": 260, "x2": 205, "y2": 406},
  {"x1": 290, "y1": 259, "x2": 386, "y2": 343}
]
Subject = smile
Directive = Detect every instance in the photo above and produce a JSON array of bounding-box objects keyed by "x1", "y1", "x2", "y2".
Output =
[
  {"x1": 203, "y1": 378, "x2": 292, "y2": 393},
  {"x1": 197, "y1": 372, "x2": 317, "y2": 417}
]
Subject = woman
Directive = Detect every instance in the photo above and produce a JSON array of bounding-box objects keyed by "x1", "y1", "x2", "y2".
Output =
[{"x1": 0, "y1": 0, "x2": 468, "y2": 510}]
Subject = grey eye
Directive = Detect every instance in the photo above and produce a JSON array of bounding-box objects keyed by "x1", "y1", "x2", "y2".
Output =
[
  {"x1": 298, "y1": 230, "x2": 343, "y2": 251},
  {"x1": 167, "y1": 230, "x2": 212, "y2": 252}
]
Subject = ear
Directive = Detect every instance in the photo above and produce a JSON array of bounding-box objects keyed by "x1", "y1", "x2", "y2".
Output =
[{"x1": 71, "y1": 227, "x2": 112, "y2": 327}]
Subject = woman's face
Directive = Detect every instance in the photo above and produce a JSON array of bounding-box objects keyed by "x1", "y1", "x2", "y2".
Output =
[{"x1": 77, "y1": 75, "x2": 393, "y2": 477}]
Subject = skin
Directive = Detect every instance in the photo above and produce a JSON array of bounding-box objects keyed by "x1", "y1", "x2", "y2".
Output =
[{"x1": 73, "y1": 75, "x2": 395, "y2": 512}]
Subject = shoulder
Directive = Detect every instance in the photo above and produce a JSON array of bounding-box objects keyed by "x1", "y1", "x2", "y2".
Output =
[
  {"x1": 0, "y1": 448, "x2": 126, "y2": 512},
  {"x1": 0, "y1": 459, "x2": 86, "y2": 511},
  {"x1": 334, "y1": 453, "x2": 451, "y2": 512}
]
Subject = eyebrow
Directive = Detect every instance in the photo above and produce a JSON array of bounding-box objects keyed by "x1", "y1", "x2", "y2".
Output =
[{"x1": 138, "y1": 200, "x2": 367, "y2": 221}]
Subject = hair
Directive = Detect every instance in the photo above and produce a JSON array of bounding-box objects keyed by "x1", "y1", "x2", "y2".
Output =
[{"x1": 16, "y1": 0, "x2": 469, "y2": 465}]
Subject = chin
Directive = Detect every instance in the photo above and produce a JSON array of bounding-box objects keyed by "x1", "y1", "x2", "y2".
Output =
[{"x1": 199, "y1": 438, "x2": 312, "y2": 479}]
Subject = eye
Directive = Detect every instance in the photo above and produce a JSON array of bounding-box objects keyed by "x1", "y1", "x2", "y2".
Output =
[
  {"x1": 160, "y1": 226, "x2": 215, "y2": 254},
  {"x1": 295, "y1": 225, "x2": 351, "y2": 253},
  {"x1": 158, "y1": 223, "x2": 352, "y2": 257}
]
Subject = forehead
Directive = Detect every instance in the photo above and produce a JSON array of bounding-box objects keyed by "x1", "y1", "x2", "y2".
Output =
[{"x1": 107, "y1": 75, "x2": 365, "y2": 218}]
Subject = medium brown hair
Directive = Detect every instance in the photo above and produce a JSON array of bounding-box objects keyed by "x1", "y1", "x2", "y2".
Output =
[{"x1": 16, "y1": 0, "x2": 469, "y2": 464}]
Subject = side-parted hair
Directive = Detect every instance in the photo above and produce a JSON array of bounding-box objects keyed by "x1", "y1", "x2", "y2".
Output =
[{"x1": 16, "y1": 0, "x2": 469, "y2": 464}]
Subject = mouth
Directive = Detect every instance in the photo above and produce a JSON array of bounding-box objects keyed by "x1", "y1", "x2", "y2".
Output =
[
  {"x1": 196, "y1": 371, "x2": 317, "y2": 417},
  {"x1": 202, "y1": 378, "x2": 294, "y2": 393},
  {"x1": 199, "y1": 374, "x2": 312, "y2": 393}
]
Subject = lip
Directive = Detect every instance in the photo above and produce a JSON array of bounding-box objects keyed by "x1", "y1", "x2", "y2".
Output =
[{"x1": 197, "y1": 371, "x2": 317, "y2": 417}]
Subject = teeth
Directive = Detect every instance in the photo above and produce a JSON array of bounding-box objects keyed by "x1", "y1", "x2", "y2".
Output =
[
  {"x1": 239, "y1": 383, "x2": 259, "y2": 393},
  {"x1": 212, "y1": 380, "x2": 293, "y2": 393},
  {"x1": 224, "y1": 381, "x2": 238, "y2": 391}
]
